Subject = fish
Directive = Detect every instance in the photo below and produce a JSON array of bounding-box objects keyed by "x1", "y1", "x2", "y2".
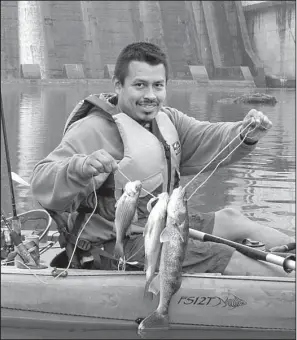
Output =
[
  {"x1": 138, "y1": 186, "x2": 189, "y2": 331},
  {"x1": 114, "y1": 180, "x2": 142, "y2": 262},
  {"x1": 143, "y1": 192, "x2": 169, "y2": 300}
]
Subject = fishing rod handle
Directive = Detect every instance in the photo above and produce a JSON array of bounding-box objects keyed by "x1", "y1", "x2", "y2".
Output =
[{"x1": 266, "y1": 253, "x2": 295, "y2": 272}]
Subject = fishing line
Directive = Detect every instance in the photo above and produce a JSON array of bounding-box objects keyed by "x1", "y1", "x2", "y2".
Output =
[
  {"x1": 2, "y1": 260, "x2": 49, "y2": 284},
  {"x1": 184, "y1": 119, "x2": 255, "y2": 191},
  {"x1": 117, "y1": 168, "x2": 156, "y2": 198},
  {"x1": 53, "y1": 175, "x2": 98, "y2": 279},
  {"x1": 186, "y1": 124, "x2": 258, "y2": 202},
  {"x1": 119, "y1": 241, "x2": 144, "y2": 271}
]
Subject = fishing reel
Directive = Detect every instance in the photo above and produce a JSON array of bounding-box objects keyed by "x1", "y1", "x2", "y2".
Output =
[{"x1": 1, "y1": 225, "x2": 14, "y2": 260}]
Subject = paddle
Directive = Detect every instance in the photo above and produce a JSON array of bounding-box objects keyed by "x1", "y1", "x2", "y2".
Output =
[{"x1": 189, "y1": 228, "x2": 295, "y2": 273}]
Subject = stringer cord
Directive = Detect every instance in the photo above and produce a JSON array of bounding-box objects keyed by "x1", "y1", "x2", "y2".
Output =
[
  {"x1": 186, "y1": 124, "x2": 258, "y2": 201},
  {"x1": 184, "y1": 119, "x2": 255, "y2": 191},
  {"x1": 117, "y1": 168, "x2": 156, "y2": 198}
]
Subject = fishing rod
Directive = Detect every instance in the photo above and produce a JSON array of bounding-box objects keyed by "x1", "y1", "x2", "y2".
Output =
[
  {"x1": 1, "y1": 93, "x2": 36, "y2": 266},
  {"x1": 189, "y1": 228, "x2": 295, "y2": 273},
  {"x1": 0, "y1": 93, "x2": 20, "y2": 233}
]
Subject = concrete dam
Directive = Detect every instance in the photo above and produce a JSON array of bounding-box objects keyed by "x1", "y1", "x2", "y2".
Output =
[{"x1": 1, "y1": 1, "x2": 295, "y2": 86}]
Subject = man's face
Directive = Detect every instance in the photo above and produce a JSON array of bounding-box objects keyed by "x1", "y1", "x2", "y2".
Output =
[{"x1": 114, "y1": 61, "x2": 167, "y2": 124}]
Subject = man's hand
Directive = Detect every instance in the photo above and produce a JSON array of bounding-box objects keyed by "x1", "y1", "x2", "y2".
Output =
[
  {"x1": 240, "y1": 109, "x2": 273, "y2": 144},
  {"x1": 82, "y1": 149, "x2": 118, "y2": 177}
]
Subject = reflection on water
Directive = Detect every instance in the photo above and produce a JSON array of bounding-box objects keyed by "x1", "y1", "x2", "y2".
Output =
[{"x1": 1, "y1": 83, "x2": 295, "y2": 235}]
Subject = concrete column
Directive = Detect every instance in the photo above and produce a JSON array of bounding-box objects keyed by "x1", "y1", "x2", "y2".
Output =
[
  {"x1": 80, "y1": 1, "x2": 103, "y2": 78},
  {"x1": 18, "y1": 1, "x2": 49, "y2": 79},
  {"x1": 1, "y1": 1, "x2": 20, "y2": 79},
  {"x1": 138, "y1": 1, "x2": 171, "y2": 74},
  {"x1": 139, "y1": 1, "x2": 165, "y2": 47}
]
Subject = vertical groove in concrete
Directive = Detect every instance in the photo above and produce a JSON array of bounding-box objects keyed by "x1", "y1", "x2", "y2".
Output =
[
  {"x1": 184, "y1": 1, "x2": 203, "y2": 66},
  {"x1": 191, "y1": 1, "x2": 215, "y2": 76},
  {"x1": 158, "y1": 1, "x2": 192, "y2": 77},
  {"x1": 80, "y1": 1, "x2": 103, "y2": 78},
  {"x1": 139, "y1": 1, "x2": 166, "y2": 47},
  {"x1": 201, "y1": 1, "x2": 223, "y2": 68},
  {"x1": 276, "y1": 3, "x2": 287, "y2": 78},
  {"x1": 138, "y1": 1, "x2": 171, "y2": 72},
  {"x1": 128, "y1": 1, "x2": 144, "y2": 42},
  {"x1": 39, "y1": 1, "x2": 58, "y2": 79},
  {"x1": 234, "y1": 1, "x2": 264, "y2": 69},
  {"x1": 91, "y1": 1, "x2": 136, "y2": 69},
  {"x1": 223, "y1": 1, "x2": 244, "y2": 66},
  {"x1": 1, "y1": 1, "x2": 20, "y2": 79},
  {"x1": 18, "y1": 1, "x2": 49, "y2": 79}
]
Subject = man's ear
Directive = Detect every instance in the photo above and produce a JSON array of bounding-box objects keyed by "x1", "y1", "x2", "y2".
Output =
[{"x1": 112, "y1": 76, "x2": 122, "y2": 95}]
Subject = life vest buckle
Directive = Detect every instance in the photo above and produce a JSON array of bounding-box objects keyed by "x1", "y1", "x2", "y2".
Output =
[{"x1": 77, "y1": 238, "x2": 92, "y2": 251}]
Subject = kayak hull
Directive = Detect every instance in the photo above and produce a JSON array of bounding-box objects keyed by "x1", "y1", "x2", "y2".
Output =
[{"x1": 1, "y1": 265, "x2": 295, "y2": 333}]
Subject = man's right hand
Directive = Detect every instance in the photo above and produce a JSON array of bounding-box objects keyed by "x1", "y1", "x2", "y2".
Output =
[{"x1": 82, "y1": 149, "x2": 118, "y2": 177}]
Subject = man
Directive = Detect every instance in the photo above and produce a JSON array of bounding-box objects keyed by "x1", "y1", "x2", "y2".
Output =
[{"x1": 31, "y1": 42, "x2": 294, "y2": 276}]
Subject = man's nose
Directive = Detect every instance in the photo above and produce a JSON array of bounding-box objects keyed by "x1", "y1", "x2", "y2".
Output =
[{"x1": 144, "y1": 86, "x2": 157, "y2": 100}]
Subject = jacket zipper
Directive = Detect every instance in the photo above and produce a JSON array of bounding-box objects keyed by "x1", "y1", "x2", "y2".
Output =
[{"x1": 163, "y1": 142, "x2": 171, "y2": 194}]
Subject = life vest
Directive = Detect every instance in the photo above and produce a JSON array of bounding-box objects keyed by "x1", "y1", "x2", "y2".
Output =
[{"x1": 64, "y1": 94, "x2": 182, "y2": 204}]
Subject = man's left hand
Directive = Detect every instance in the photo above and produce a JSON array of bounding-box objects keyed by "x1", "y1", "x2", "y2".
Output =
[{"x1": 240, "y1": 109, "x2": 273, "y2": 143}]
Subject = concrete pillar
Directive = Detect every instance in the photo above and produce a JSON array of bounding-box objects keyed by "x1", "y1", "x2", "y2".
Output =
[
  {"x1": 80, "y1": 1, "x2": 103, "y2": 78},
  {"x1": 138, "y1": 1, "x2": 166, "y2": 49},
  {"x1": 1, "y1": 1, "x2": 20, "y2": 79},
  {"x1": 18, "y1": 1, "x2": 49, "y2": 79},
  {"x1": 138, "y1": 1, "x2": 172, "y2": 77}
]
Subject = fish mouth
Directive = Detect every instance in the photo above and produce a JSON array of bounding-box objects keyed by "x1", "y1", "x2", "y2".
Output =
[
  {"x1": 125, "y1": 180, "x2": 142, "y2": 196},
  {"x1": 175, "y1": 186, "x2": 186, "y2": 199}
]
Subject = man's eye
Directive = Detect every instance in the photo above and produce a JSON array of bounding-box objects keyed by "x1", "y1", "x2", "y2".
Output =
[
  {"x1": 135, "y1": 83, "x2": 144, "y2": 88},
  {"x1": 155, "y1": 83, "x2": 164, "y2": 88}
]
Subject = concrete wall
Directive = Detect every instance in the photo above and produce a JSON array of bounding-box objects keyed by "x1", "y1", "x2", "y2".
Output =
[
  {"x1": 244, "y1": 1, "x2": 295, "y2": 79},
  {"x1": 1, "y1": 1, "x2": 19, "y2": 79},
  {"x1": 1, "y1": 1, "x2": 295, "y2": 82}
]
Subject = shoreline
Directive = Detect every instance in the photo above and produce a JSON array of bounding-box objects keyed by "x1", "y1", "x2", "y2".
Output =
[{"x1": 1, "y1": 78, "x2": 256, "y2": 88}]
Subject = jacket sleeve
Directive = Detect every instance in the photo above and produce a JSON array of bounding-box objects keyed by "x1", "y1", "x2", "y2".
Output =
[
  {"x1": 167, "y1": 107, "x2": 257, "y2": 176},
  {"x1": 30, "y1": 116, "x2": 112, "y2": 213}
]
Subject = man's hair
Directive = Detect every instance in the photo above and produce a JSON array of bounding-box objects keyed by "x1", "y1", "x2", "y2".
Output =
[{"x1": 114, "y1": 42, "x2": 169, "y2": 85}]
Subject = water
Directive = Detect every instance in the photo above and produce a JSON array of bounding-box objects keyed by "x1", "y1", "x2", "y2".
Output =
[{"x1": 1, "y1": 83, "x2": 295, "y2": 237}]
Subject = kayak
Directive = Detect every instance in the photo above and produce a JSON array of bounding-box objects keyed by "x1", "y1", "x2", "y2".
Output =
[{"x1": 1, "y1": 210, "x2": 296, "y2": 337}]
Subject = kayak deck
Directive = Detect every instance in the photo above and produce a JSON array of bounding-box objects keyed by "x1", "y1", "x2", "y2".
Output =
[{"x1": 1, "y1": 261, "x2": 295, "y2": 332}]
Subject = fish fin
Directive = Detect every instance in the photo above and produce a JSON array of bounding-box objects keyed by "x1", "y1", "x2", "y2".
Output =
[
  {"x1": 147, "y1": 196, "x2": 159, "y2": 213},
  {"x1": 126, "y1": 224, "x2": 132, "y2": 237},
  {"x1": 177, "y1": 229, "x2": 184, "y2": 243},
  {"x1": 160, "y1": 226, "x2": 171, "y2": 243},
  {"x1": 148, "y1": 273, "x2": 160, "y2": 295},
  {"x1": 143, "y1": 222, "x2": 148, "y2": 237},
  {"x1": 132, "y1": 209, "x2": 138, "y2": 223},
  {"x1": 138, "y1": 311, "x2": 169, "y2": 331},
  {"x1": 143, "y1": 280, "x2": 154, "y2": 301}
]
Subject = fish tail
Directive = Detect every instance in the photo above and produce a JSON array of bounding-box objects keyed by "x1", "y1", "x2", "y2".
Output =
[
  {"x1": 143, "y1": 280, "x2": 154, "y2": 301},
  {"x1": 138, "y1": 310, "x2": 169, "y2": 331},
  {"x1": 114, "y1": 241, "x2": 124, "y2": 260}
]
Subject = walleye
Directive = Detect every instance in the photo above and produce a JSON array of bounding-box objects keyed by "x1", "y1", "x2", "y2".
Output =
[
  {"x1": 139, "y1": 186, "x2": 189, "y2": 331},
  {"x1": 143, "y1": 192, "x2": 169, "y2": 300},
  {"x1": 114, "y1": 180, "x2": 142, "y2": 262}
]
